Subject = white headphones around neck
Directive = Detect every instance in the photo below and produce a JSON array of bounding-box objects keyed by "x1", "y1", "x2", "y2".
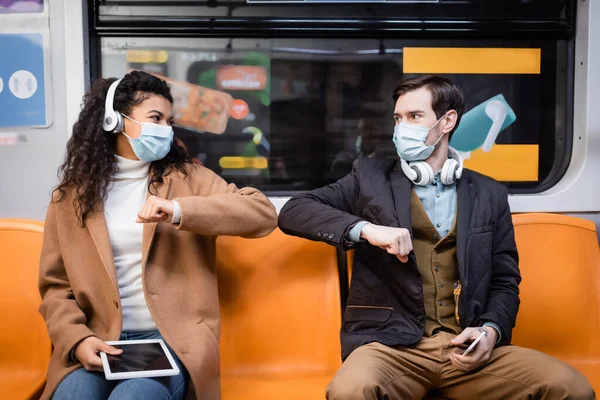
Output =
[
  {"x1": 102, "y1": 78, "x2": 124, "y2": 134},
  {"x1": 400, "y1": 146, "x2": 464, "y2": 186}
]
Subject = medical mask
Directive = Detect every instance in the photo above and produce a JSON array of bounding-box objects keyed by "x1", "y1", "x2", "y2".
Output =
[
  {"x1": 392, "y1": 116, "x2": 444, "y2": 161},
  {"x1": 122, "y1": 115, "x2": 174, "y2": 162},
  {"x1": 355, "y1": 136, "x2": 363, "y2": 155}
]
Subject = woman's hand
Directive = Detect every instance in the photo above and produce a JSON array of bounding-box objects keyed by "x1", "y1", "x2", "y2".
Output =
[
  {"x1": 73, "y1": 336, "x2": 123, "y2": 372},
  {"x1": 136, "y1": 195, "x2": 174, "y2": 223}
]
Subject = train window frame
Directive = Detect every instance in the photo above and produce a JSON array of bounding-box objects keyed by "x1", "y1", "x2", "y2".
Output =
[{"x1": 88, "y1": 0, "x2": 576, "y2": 196}]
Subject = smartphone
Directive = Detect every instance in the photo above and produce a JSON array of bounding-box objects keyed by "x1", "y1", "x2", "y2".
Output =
[{"x1": 461, "y1": 330, "x2": 488, "y2": 357}]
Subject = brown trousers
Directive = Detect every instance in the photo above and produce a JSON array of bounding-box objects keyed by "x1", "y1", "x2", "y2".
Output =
[{"x1": 327, "y1": 332, "x2": 594, "y2": 400}]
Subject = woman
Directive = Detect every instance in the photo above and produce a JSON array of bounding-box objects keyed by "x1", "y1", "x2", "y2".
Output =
[{"x1": 39, "y1": 71, "x2": 278, "y2": 399}]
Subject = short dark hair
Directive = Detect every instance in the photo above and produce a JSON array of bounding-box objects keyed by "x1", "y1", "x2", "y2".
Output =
[{"x1": 392, "y1": 75, "x2": 465, "y2": 139}]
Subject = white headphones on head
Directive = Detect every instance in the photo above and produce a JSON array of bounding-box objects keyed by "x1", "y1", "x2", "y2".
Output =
[
  {"x1": 102, "y1": 78, "x2": 124, "y2": 133},
  {"x1": 400, "y1": 146, "x2": 464, "y2": 186}
]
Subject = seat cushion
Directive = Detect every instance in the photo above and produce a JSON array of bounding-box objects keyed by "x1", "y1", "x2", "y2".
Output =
[
  {"x1": 222, "y1": 375, "x2": 333, "y2": 400},
  {"x1": 0, "y1": 220, "x2": 51, "y2": 399},
  {"x1": 511, "y1": 213, "x2": 600, "y2": 392},
  {"x1": 217, "y1": 229, "x2": 343, "y2": 394},
  {"x1": 0, "y1": 369, "x2": 46, "y2": 399}
]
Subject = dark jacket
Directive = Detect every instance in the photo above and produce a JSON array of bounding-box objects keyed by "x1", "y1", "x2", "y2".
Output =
[{"x1": 278, "y1": 157, "x2": 521, "y2": 360}]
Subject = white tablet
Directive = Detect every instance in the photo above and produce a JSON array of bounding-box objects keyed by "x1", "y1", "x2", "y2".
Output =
[{"x1": 99, "y1": 339, "x2": 180, "y2": 380}]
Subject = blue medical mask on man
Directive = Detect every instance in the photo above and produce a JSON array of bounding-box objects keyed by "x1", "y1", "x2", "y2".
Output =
[
  {"x1": 122, "y1": 115, "x2": 174, "y2": 162},
  {"x1": 355, "y1": 135, "x2": 363, "y2": 155},
  {"x1": 392, "y1": 115, "x2": 445, "y2": 162}
]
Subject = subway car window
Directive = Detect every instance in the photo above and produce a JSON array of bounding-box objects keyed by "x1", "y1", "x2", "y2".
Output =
[{"x1": 96, "y1": 0, "x2": 574, "y2": 194}]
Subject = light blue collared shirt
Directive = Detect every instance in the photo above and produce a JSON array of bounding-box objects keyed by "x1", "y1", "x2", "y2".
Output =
[{"x1": 413, "y1": 174, "x2": 456, "y2": 238}]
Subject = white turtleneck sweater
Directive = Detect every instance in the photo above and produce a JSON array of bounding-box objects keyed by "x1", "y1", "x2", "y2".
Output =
[{"x1": 104, "y1": 156, "x2": 161, "y2": 332}]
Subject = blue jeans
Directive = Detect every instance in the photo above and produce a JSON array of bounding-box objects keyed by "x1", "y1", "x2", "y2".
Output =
[{"x1": 52, "y1": 330, "x2": 189, "y2": 400}]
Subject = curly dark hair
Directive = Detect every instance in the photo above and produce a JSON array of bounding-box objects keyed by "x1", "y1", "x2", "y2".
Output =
[{"x1": 54, "y1": 70, "x2": 190, "y2": 226}]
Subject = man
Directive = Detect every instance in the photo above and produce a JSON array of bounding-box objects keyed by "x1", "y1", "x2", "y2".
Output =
[
  {"x1": 329, "y1": 102, "x2": 396, "y2": 181},
  {"x1": 278, "y1": 76, "x2": 594, "y2": 399}
]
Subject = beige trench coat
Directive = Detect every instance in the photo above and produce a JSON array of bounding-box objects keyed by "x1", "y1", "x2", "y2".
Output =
[{"x1": 38, "y1": 164, "x2": 278, "y2": 399}]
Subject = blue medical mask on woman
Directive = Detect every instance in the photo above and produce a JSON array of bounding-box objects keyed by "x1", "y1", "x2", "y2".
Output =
[
  {"x1": 392, "y1": 116, "x2": 445, "y2": 162},
  {"x1": 122, "y1": 115, "x2": 174, "y2": 162}
]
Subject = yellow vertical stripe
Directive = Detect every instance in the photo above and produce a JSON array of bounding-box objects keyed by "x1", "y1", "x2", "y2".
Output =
[{"x1": 404, "y1": 48, "x2": 541, "y2": 74}]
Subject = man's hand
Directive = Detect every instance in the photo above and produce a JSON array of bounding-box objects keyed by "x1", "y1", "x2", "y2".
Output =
[
  {"x1": 360, "y1": 224, "x2": 413, "y2": 263},
  {"x1": 136, "y1": 195, "x2": 174, "y2": 223},
  {"x1": 450, "y1": 327, "x2": 498, "y2": 372},
  {"x1": 73, "y1": 336, "x2": 123, "y2": 372}
]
